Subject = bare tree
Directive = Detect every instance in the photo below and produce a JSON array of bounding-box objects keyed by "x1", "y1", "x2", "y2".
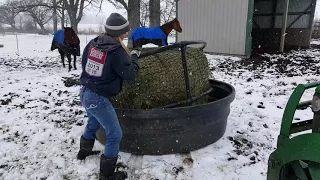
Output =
[
  {"x1": 108, "y1": 0, "x2": 175, "y2": 33},
  {"x1": 0, "y1": 23, "x2": 4, "y2": 32},
  {"x1": 25, "y1": 0, "x2": 60, "y2": 32},
  {"x1": 20, "y1": 0, "x2": 53, "y2": 34},
  {"x1": 60, "y1": 1, "x2": 65, "y2": 28},
  {"x1": 52, "y1": 0, "x2": 58, "y2": 32},
  {"x1": 149, "y1": 0, "x2": 160, "y2": 27},
  {"x1": 160, "y1": 0, "x2": 176, "y2": 24},
  {"x1": 18, "y1": 15, "x2": 23, "y2": 30},
  {"x1": 140, "y1": 0, "x2": 176, "y2": 27},
  {"x1": 23, "y1": 16, "x2": 38, "y2": 31},
  {"x1": 126, "y1": 0, "x2": 175, "y2": 29},
  {"x1": 62, "y1": 0, "x2": 84, "y2": 33},
  {"x1": 0, "y1": 0, "x2": 22, "y2": 29},
  {"x1": 15, "y1": 0, "x2": 102, "y2": 33},
  {"x1": 51, "y1": 0, "x2": 66, "y2": 31},
  {"x1": 62, "y1": 0, "x2": 104, "y2": 33},
  {"x1": 140, "y1": 0, "x2": 149, "y2": 27},
  {"x1": 107, "y1": 0, "x2": 141, "y2": 37}
]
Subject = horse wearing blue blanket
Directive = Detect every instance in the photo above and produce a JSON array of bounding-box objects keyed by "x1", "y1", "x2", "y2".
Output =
[
  {"x1": 128, "y1": 18, "x2": 182, "y2": 49},
  {"x1": 51, "y1": 27, "x2": 80, "y2": 72}
]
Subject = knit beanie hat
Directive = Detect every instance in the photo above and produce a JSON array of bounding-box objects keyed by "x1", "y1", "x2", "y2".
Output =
[{"x1": 105, "y1": 13, "x2": 130, "y2": 37}]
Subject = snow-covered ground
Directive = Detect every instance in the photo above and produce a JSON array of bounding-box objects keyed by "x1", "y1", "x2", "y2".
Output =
[
  {"x1": 0, "y1": 34, "x2": 320, "y2": 180},
  {"x1": 311, "y1": 39, "x2": 320, "y2": 45}
]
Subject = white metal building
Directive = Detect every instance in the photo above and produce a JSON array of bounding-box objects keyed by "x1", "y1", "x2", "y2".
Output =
[
  {"x1": 176, "y1": 0, "x2": 317, "y2": 56},
  {"x1": 176, "y1": 0, "x2": 254, "y2": 56}
]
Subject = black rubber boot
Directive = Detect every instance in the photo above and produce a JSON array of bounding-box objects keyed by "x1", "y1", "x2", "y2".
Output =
[
  {"x1": 76, "y1": 136, "x2": 100, "y2": 160},
  {"x1": 99, "y1": 154, "x2": 127, "y2": 180}
]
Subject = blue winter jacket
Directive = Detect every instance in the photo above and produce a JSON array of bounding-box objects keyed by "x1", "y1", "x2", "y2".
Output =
[
  {"x1": 80, "y1": 35, "x2": 140, "y2": 98},
  {"x1": 129, "y1": 26, "x2": 167, "y2": 46}
]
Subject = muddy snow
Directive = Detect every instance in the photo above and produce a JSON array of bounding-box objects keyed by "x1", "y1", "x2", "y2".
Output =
[{"x1": 0, "y1": 34, "x2": 319, "y2": 180}]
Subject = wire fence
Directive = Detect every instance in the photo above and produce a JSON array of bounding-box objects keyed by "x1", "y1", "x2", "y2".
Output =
[{"x1": 109, "y1": 42, "x2": 210, "y2": 110}]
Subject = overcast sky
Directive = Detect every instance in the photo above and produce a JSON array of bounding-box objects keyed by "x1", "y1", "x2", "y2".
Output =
[
  {"x1": 0, "y1": 0, "x2": 126, "y2": 25},
  {"x1": 0, "y1": 0, "x2": 320, "y2": 24},
  {"x1": 79, "y1": 1, "x2": 127, "y2": 24}
]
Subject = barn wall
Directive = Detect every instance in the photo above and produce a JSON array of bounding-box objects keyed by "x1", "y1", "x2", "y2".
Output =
[
  {"x1": 177, "y1": 0, "x2": 249, "y2": 56},
  {"x1": 254, "y1": 0, "x2": 313, "y2": 28},
  {"x1": 253, "y1": 0, "x2": 316, "y2": 53}
]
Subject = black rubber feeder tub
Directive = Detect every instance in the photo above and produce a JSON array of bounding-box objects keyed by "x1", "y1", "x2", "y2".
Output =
[{"x1": 95, "y1": 41, "x2": 236, "y2": 155}]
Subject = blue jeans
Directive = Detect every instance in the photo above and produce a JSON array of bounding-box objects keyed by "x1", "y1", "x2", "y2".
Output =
[{"x1": 79, "y1": 87, "x2": 122, "y2": 158}]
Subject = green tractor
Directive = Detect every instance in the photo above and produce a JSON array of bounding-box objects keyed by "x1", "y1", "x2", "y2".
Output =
[{"x1": 267, "y1": 82, "x2": 320, "y2": 180}]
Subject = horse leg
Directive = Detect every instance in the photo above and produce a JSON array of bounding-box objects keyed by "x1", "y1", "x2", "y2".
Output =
[
  {"x1": 132, "y1": 40, "x2": 137, "y2": 49},
  {"x1": 156, "y1": 39, "x2": 162, "y2": 47},
  {"x1": 73, "y1": 54, "x2": 77, "y2": 70},
  {"x1": 67, "y1": 54, "x2": 72, "y2": 72},
  {"x1": 151, "y1": 39, "x2": 162, "y2": 47},
  {"x1": 135, "y1": 39, "x2": 144, "y2": 49},
  {"x1": 59, "y1": 49, "x2": 66, "y2": 68}
]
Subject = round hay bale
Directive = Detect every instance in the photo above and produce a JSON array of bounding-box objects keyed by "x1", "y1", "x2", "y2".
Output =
[{"x1": 109, "y1": 47, "x2": 210, "y2": 109}]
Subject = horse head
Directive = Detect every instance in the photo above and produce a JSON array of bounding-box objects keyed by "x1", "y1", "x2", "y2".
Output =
[
  {"x1": 172, "y1": 18, "x2": 182, "y2": 33},
  {"x1": 64, "y1": 27, "x2": 80, "y2": 45}
]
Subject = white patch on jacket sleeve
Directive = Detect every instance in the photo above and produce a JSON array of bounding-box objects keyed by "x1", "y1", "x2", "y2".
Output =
[{"x1": 85, "y1": 46, "x2": 107, "y2": 77}]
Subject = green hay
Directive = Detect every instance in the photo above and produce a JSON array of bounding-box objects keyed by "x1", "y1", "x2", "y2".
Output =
[{"x1": 109, "y1": 47, "x2": 210, "y2": 109}]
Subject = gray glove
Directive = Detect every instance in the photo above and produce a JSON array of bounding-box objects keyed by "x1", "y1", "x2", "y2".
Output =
[{"x1": 130, "y1": 49, "x2": 141, "y2": 57}]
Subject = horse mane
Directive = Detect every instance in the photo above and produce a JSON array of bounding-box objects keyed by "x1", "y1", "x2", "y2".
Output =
[{"x1": 64, "y1": 27, "x2": 80, "y2": 45}]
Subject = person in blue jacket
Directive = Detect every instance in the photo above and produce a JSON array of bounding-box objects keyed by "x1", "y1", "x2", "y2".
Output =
[{"x1": 76, "y1": 13, "x2": 141, "y2": 180}]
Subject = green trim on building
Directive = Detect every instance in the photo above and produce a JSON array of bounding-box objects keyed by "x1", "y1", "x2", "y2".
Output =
[{"x1": 245, "y1": 0, "x2": 254, "y2": 56}]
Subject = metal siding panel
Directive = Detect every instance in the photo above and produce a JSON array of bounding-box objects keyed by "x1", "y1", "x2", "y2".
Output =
[
  {"x1": 255, "y1": 16, "x2": 273, "y2": 28},
  {"x1": 287, "y1": 15, "x2": 310, "y2": 28},
  {"x1": 229, "y1": 0, "x2": 235, "y2": 54},
  {"x1": 253, "y1": 0, "x2": 313, "y2": 29},
  {"x1": 216, "y1": 0, "x2": 222, "y2": 53},
  {"x1": 213, "y1": 0, "x2": 219, "y2": 53},
  {"x1": 255, "y1": 1, "x2": 273, "y2": 14},
  {"x1": 275, "y1": 15, "x2": 310, "y2": 29},
  {"x1": 225, "y1": 0, "x2": 231, "y2": 54},
  {"x1": 177, "y1": 0, "x2": 249, "y2": 55},
  {"x1": 276, "y1": 0, "x2": 312, "y2": 13},
  {"x1": 235, "y1": 0, "x2": 248, "y2": 55},
  {"x1": 233, "y1": 1, "x2": 241, "y2": 54},
  {"x1": 274, "y1": 0, "x2": 312, "y2": 28},
  {"x1": 254, "y1": 1, "x2": 273, "y2": 28},
  {"x1": 225, "y1": 1, "x2": 229, "y2": 53}
]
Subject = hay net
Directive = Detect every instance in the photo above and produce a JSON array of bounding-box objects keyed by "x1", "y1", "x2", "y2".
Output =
[{"x1": 109, "y1": 46, "x2": 210, "y2": 109}]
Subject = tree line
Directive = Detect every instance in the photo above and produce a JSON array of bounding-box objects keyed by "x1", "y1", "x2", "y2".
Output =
[{"x1": 0, "y1": 0, "x2": 176, "y2": 35}]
